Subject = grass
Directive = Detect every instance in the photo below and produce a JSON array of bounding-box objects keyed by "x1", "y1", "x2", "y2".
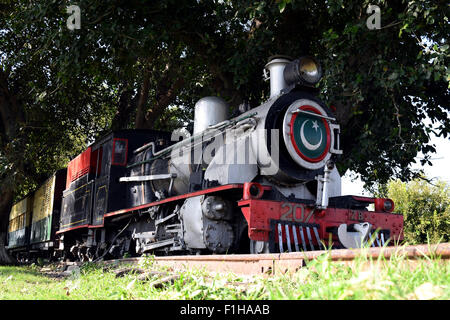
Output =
[{"x1": 0, "y1": 245, "x2": 449, "y2": 300}]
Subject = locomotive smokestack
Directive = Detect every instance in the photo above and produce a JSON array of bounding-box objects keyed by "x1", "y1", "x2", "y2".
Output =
[{"x1": 264, "y1": 55, "x2": 292, "y2": 98}]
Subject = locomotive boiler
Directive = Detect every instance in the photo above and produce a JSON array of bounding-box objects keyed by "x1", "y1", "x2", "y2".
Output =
[{"x1": 6, "y1": 55, "x2": 404, "y2": 261}]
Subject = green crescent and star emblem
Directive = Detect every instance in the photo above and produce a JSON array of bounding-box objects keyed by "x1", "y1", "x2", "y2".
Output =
[{"x1": 291, "y1": 110, "x2": 328, "y2": 161}]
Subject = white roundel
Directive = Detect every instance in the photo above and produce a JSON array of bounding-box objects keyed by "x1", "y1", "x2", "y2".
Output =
[{"x1": 282, "y1": 99, "x2": 332, "y2": 170}]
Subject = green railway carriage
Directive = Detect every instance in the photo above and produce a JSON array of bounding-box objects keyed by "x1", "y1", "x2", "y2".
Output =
[{"x1": 7, "y1": 196, "x2": 33, "y2": 250}]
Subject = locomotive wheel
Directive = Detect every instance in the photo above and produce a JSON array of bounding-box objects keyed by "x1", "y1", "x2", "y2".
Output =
[{"x1": 250, "y1": 240, "x2": 271, "y2": 254}]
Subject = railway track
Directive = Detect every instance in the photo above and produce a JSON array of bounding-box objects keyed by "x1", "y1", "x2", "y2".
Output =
[{"x1": 100, "y1": 242, "x2": 450, "y2": 275}]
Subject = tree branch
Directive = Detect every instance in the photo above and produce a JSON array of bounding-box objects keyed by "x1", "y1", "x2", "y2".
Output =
[
  {"x1": 143, "y1": 77, "x2": 185, "y2": 128},
  {"x1": 134, "y1": 67, "x2": 151, "y2": 129}
]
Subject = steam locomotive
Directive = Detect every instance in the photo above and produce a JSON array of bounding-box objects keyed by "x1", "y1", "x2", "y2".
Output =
[{"x1": 6, "y1": 56, "x2": 404, "y2": 261}]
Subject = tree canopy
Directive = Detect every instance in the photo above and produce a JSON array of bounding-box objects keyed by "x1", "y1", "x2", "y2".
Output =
[{"x1": 0, "y1": 1, "x2": 448, "y2": 260}]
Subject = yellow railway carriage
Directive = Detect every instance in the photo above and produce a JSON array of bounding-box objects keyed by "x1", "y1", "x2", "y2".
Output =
[
  {"x1": 29, "y1": 169, "x2": 66, "y2": 252},
  {"x1": 6, "y1": 169, "x2": 66, "y2": 259},
  {"x1": 7, "y1": 196, "x2": 33, "y2": 249},
  {"x1": 30, "y1": 175, "x2": 55, "y2": 245}
]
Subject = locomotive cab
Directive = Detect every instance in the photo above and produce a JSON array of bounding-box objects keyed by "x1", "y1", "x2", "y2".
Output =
[
  {"x1": 59, "y1": 130, "x2": 171, "y2": 232},
  {"x1": 57, "y1": 130, "x2": 171, "y2": 258}
]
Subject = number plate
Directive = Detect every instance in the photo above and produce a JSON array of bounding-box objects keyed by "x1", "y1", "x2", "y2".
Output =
[{"x1": 348, "y1": 210, "x2": 365, "y2": 222}]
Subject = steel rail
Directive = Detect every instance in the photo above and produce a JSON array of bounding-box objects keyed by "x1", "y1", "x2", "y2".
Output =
[{"x1": 101, "y1": 242, "x2": 450, "y2": 275}]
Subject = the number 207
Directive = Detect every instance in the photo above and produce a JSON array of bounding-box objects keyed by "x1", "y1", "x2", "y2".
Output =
[{"x1": 280, "y1": 203, "x2": 310, "y2": 222}]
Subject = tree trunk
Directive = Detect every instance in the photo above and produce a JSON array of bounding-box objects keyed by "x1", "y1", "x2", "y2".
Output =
[
  {"x1": 0, "y1": 189, "x2": 14, "y2": 265},
  {"x1": 0, "y1": 232, "x2": 14, "y2": 265},
  {"x1": 135, "y1": 70, "x2": 151, "y2": 129},
  {"x1": 0, "y1": 69, "x2": 22, "y2": 264},
  {"x1": 134, "y1": 64, "x2": 186, "y2": 130},
  {"x1": 111, "y1": 86, "x2": 136, "y2": 130},
  {"x1": 142, "y1": 77, "x2": 185, "y2": 129}
]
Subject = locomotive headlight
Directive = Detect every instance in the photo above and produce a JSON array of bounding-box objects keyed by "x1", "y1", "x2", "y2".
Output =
[{"x1": 283, "y1": 56, "x2": 323, "y2": 87}]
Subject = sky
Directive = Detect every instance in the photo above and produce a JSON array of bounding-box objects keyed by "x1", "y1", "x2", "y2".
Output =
[{"x1": 341, "y1": 124, "x2": 450, "y2": 196}]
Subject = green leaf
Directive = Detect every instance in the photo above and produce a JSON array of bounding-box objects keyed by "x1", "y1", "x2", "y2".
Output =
[
  {"x1": 398, "y1": 23, "x2": 409, "y2": 38},
  {"x1": 388, "y1": 72, "x2": 398, "y2": 80}
]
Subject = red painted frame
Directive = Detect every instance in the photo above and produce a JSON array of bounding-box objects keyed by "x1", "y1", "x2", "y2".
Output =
[
  {"x1": 57, "y1": 180, "x2": 403, "y2": 249},
  {"x1": 57, "y1": 184, "x2": 244, "y2": 233},
  {"x1": 238, "y1": 198, "x2": 404, "y2": 244},
  {"x1": 111, "y1": 138, "x2": 128, "y2": 166}
]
